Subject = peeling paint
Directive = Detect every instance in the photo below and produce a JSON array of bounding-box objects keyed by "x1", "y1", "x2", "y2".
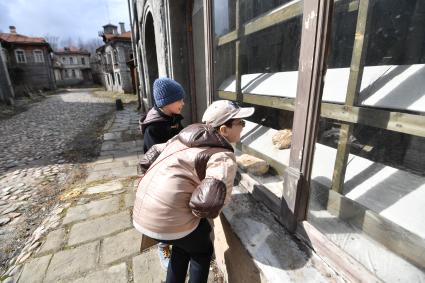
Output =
[{"x1": 304, "y1": 10, "x2": 317, "y2": 30}]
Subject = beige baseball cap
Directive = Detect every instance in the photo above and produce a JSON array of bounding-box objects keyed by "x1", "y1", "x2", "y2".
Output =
[{"x1": 202, "y1": 100, "x2": 255, "y2": 128}]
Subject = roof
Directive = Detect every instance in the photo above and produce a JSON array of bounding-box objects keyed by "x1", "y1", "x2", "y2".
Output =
[
  {"x1": 103, "y1": 23, "x2": 117, "y2": 28},
  {"x1": 103, "y1": 31, "x2": 132, "y2": 42},
  {"x1": 55, "y1": 47, "x2": 90, "y2": 55},
  {"x1": 96, "y1": 45, "x2": 105, "y2": 53},
  {"x1": 0, "y1": 32, "x2": 48, "y2": 45}
]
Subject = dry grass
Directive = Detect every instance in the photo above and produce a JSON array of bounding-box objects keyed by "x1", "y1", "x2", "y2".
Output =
[{"x1": 92, "y1": 90, "x2": 139, "y2": 104}]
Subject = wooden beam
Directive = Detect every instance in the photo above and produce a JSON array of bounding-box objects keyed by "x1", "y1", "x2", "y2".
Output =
[
  {"x1": 218, "y1": 90, "x2": 236, "y2": 100},
  {"x1": 321, "y1": 104, "x2": 425, "y2": 137},
  {"x1": 242, "y1": 92, "x2": 295, "y2": 111},
  {"x1": 330, "y1": 124, "x2": 354, "y2": 193},
  {"x1": 217, "y1": 0, "x2": 359, "y2": 46},
  {"x1": 235, "y1": 0, "x2": 243, "y2": 103},
  {"x1": 203, "y1": 0, "x2": 215, "y2": 105},
  {"x1": 244, "y1": 0, "x2": 302, "y2": 37},
  {"x1": 218, "y1": 91, "x2": 425, "y2": 138},
  {"x1": 331, "y1": 0, "x2": 373, "y2": 193},
  {"x1": 335, "y1": 0, "x2": 359, "y2": 13},
  {"x1": 217, "y1": 30, "x2": 237, "y2": 46},
  {"x1": 281, "y1": 0, "x2": 334, "y2": 232}
]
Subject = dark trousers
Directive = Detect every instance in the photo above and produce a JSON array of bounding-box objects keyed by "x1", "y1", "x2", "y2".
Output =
[{"x1": 159, "y1": 219, "x2": 213, "y2": 283}]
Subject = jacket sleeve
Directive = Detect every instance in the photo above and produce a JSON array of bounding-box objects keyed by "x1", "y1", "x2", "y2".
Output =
[
  {"x1": 143, "y1": 124, "x2": 168, "y2": 153},
  {"x1": 204, "y1": 151, "x2": 237, "y2": 206},
  {"x1": 138, "y1": 142, "x2": 167, "y2": 175},
  {"x1": 189, "y1": 151, "x2": 237, "y2": 218}
]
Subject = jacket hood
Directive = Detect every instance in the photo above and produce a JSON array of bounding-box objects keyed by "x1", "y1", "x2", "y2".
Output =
[
  {"x1": 177, "y1": 123, "x2": 234, "y2": 151},
  {"x1": 140, "y1": 107, "x2": 183, "y2": 133}
]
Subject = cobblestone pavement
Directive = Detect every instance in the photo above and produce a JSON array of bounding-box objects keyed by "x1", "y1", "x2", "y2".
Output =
[{"x1": 0, "y1": 90, "x2": 115, "y2": 273}]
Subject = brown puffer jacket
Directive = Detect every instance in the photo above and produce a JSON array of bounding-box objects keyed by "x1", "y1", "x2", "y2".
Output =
[{"x1": 132, "y1": 124, "x2": 237, "y2": 240}]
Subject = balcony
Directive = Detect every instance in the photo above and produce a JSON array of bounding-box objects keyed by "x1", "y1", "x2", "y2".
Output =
[{"x1": 103, "y1": 64, "x2": 113, "y2": 73}]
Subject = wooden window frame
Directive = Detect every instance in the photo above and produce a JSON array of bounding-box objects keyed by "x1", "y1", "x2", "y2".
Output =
[
  {"x1": 215, "y1": 0, "x2": 424, "y2": 139},
  {"x1": 208, "y1": 0, "x2": 334, "y2": 230},
  {"x1": 117, "y1": 73, "x2": 121, "y2": 86},
  {"x1": 33, "y1": 49, "x2": 44, "y2": 63},
  {"x1": 15, "y1": 49, "x2": 26, "y2": 63},
  {"x1": 213, "y1": 0, "x2": 425, "y2": 218},
  {"x1": 207, "y1": 0, "x2": 425, "y2": 279}
]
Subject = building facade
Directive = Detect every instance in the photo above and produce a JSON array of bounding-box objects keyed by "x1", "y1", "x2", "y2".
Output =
[
  {"x1": 53, "y1": 47, "x2": 92, "y2": 87},
  {"x1": 0, "y1": 26, "x2": 55, "y2": 97},
  {"x1": 96, "y1": 23, "x2": 134, "y2": 93},
  {"x1": 0, "y1": 41, "x2": 14, "y2": 104},
  {"x1": 129, "y1": 0, "x2": 425, "y2": 282}
]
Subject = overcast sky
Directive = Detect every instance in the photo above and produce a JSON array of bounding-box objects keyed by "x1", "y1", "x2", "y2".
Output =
[{"x1": 0, "y1": 0, "x2": 129, "y2": 43}]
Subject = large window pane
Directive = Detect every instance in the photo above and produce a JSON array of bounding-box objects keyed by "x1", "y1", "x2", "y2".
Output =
[
  {"x1": 241, "y1": 17, "x2": 301, "y2": 74},
  {"x1": 214, "y1": 0, "x2": 236, "y2": 36},
  {"x1": 309, "y1": 125, "x2": 425, "y2": 281},
  {"x1": 308, "y1": 1, "x2": 425, "y2": 281},
  {"x1": 214, "y1": 43, "x2": 235, "y2": 95},
  {"x1": 240, "y1": 0, "x2": 294, "y2": 24},
  {"x1": 213, "y1": 0, "x2": 304, "y2": 211},
  {"x1": 357, "y1": 0, "x2": 425, "y2": 113}
]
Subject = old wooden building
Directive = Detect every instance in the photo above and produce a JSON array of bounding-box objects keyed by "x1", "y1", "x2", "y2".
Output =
[
  {"x1": 53, "y1": 47, "x2": 92, "y2": 87},
  {"x1": 129, "y1": 0, "x2": 425, "y2": 282},
  {"x1": 96, "y1": 23, "x2": 134, "y2": 93},
  {"x1": 0, "y1": 26, "x2": 56, "y2": 96},
  {"x1": 0, "y1": 41, "x2": 14, "y2": 104}
]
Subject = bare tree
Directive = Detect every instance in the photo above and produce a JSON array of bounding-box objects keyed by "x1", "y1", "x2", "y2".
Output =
[
  {"x1": 43, "y1": 34, "x2": 103, "y2": 56},
  {"x1": 44, "y1": 34, "x2": 60, "y2": 51},
  {"x1": 80, "y1": 38, "x2": 104, "y2": 57},
  {"x1": 60, "y1": 37, "x2": 74, "y2": 48},
  {"x1": 77, "y1": 37, "x2": 84, "y2": 49}
]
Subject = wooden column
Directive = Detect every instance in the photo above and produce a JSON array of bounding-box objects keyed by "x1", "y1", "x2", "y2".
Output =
[
  {"x1": 281, "y1": 0, "x2": 334, "y2": 232},
  {"x1": 235, "y1": 0, "x2": 243, "y2": 103},
  {"x1": 203, "y1": 0, "x2": 214, "y2": 105},
  {"x1": 331, "y1": 0, "x2": 373, "y2": 193}
]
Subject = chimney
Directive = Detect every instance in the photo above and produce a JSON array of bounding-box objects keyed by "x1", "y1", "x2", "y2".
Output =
[
  {"x1": 9, "y1": 26, "x2": 16, "y2": 34},
  {"x1": 119, "y1": 22, "x2": 125, "y2": 34},
  {"x1": 103, "y1": 24, "x2": 118, "y2": 35}
]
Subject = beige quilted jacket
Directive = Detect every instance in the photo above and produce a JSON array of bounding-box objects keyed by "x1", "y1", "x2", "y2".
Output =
[{"x1": 133, "y1": 124, "x2": 237, "y2": 240}]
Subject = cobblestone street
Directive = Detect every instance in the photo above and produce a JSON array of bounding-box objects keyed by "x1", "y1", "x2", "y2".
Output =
[{"x1": 0, "y1": 90, "x2": 115, "y2": 273}]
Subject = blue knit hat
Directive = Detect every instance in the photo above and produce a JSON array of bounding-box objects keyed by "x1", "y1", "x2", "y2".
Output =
[{"x1": 153, "y1": 78, "x2": 185, "y2": 108}]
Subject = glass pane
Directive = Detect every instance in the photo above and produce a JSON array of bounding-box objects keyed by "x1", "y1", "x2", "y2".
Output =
[
  {"x1": 214, "y1": 0, "x2": 236, "y2": 36},
  {"x1": 322, "y1": 0, "x2": 358, "y2": 104},
  {"x1": 308, "y1": 1, "x2": 425, "y2": 281},
  {"x1": 241, "y1": 17, "x2": 302, "y2": 73},
  {"x1": 240, "y1": 0, "x2": 294, "y2": 24},
  {"x1": 214, "y1": 43, "x2": 235, "y2": 95},
  {"x1": 237, "y1": 12, "x2": 302, "y2": 129},
  {"x1": 357, "y1": 0, "x2": 425, "y2": 113},
  {"x1": 213, "y1": 0, "x2": 304, "y2": 212}
]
